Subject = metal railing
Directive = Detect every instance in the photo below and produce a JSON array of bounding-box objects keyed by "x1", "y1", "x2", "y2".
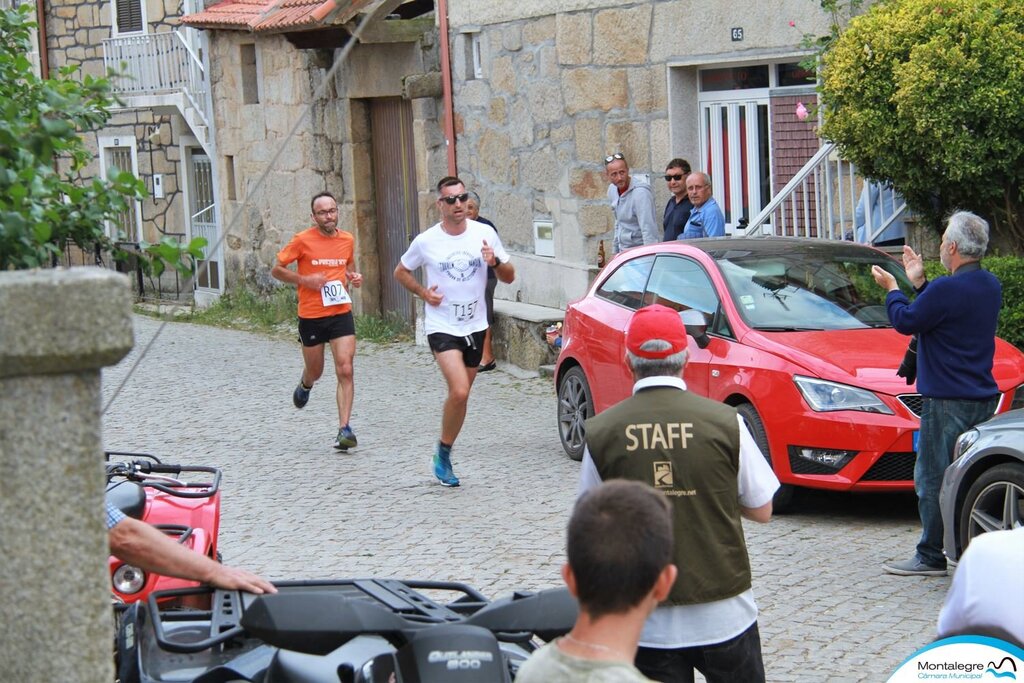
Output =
[
  {"x1": 103, "y1": 31, "x2": 210, "y2": 134},
  {"x1": 743, "y1": 141, "x2": 909, "y2": 243},
  {"x1": 57, "y1": 240, "x2": 193, "y2": 304}
]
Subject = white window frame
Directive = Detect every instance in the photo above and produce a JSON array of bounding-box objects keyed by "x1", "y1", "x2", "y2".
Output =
[
  {"x1": 460, "y1": 28, "x2": 483, "y2": 80},
  {"x1": 98, "y1": 135, "x2": 143, "y2": 241},
  {"x1": 110, "y1": 0, "x2": 148, "y2": 37},
  {"x1": 470, "y1": 33, "x2": 483, "y2": 80}
]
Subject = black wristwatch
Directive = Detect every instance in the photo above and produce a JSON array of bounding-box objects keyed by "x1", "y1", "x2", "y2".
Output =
[{"x1": 492, "y1": 256, "x2": 502, "y2": 267}]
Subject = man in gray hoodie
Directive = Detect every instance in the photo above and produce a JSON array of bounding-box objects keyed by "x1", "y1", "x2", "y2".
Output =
[{"x1": 605, "y1": 153, "x2": 659, "y2": 253}]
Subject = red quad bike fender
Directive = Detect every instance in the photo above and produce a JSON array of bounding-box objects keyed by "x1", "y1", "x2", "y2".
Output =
[{"x1": 106, "y1": 452, "x2": 222, "y2": 605}]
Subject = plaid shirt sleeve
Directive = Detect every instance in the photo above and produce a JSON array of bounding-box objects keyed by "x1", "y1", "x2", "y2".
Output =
[{"x1": 106, "y1": 501, "x2": 126, "y2": 530}]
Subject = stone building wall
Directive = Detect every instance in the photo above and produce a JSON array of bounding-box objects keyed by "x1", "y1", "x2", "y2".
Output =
[
  {"x1": 208, "y1": 28, "x2": 443, "y2": 315},
  {"x1": 447, "y1": 0, "x2": 839, "y2": 309},
  {"x1": 43, "y1": 0, "x2": 192, "y2": 250}
]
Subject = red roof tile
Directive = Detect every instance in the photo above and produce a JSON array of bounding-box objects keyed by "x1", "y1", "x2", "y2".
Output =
[{"x1": 181, "y1": 0, "x2": 369, "y2": 33}]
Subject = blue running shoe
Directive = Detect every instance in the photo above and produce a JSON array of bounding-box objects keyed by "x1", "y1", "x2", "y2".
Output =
[
  {"x1": 293, "y1": 381, "x2": 311, "y2": 409},
  {"x1": 432, "y1": 445, "x2": 460, "y2": 487},
  {"x1": 333, "y1": 425, "x2": 357, "y2": 450}
]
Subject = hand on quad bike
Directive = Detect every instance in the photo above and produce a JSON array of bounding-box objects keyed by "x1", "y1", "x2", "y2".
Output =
[{"x1": 109, "y1": 514, "x2": 276, "y2": 595}]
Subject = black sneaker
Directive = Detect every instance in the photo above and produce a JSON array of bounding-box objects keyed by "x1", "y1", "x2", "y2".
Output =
[
  {"x1": 882, "y1": 557, "x2": 947, "y2": 576},
  {"x1": 293, "y1": 381, "x2": 311, "y2": 409}
]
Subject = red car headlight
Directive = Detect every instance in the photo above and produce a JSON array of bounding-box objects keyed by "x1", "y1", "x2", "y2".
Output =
[{"x1": 793, "y1": 376, "x2": 893, "y2": 414}]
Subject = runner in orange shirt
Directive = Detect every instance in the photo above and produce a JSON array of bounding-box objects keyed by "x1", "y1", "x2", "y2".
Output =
[{"x1": 271, "y1": 191, "x2": 363, "y2": 450}]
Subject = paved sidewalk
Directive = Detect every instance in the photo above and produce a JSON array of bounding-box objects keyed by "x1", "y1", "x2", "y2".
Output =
[{"x1": 102, "y1": 315, "x2": 949, "y2": 681}]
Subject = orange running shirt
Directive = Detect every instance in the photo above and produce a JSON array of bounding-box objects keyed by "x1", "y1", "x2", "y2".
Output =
[{"x1": 276, "y1": 227, "x2": 355, "y2": 319}]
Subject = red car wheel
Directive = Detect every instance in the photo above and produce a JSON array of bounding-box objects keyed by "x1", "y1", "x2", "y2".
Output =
[{"x1": 558, "y1": 366, "x2": 593, "y2": 462}]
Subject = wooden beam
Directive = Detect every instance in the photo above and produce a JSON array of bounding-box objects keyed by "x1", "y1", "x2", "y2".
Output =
[{"x1": 347, "y1": 15, "x2": 433, "y2": 43}]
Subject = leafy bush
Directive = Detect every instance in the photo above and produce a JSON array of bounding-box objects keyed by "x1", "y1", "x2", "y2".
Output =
[
  {"x1": 819, "y1": 0, "x2": 1024, "y2": 248},
  {"x1": 0, "y1": 5, "x2": 203, "y2": 273},
  {"x1": 187, "y1": 284, "x2": 298, "y2": 331},
  {"x1": 923, "y1": 256, "x2": 1024, "y2": 350}
]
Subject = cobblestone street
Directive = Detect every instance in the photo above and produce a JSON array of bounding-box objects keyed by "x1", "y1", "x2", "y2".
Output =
[{"x1": 102, "y1": 315, "x2": 950, "y2": 681}]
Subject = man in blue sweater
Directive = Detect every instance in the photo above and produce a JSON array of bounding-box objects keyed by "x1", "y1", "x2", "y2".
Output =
[{"x1": 871, "y1": 211, "x2": 1001, "y2": 576}]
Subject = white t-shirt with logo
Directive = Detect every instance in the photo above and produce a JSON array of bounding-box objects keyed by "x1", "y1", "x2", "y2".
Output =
[{"x1": 400, "y1": 220, "x2": 510, "y2": 336}]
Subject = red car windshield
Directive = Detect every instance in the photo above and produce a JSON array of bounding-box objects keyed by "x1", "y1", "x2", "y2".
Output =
[{"x1": 713, "y1": 248, "x2": 914, "y2": 332}]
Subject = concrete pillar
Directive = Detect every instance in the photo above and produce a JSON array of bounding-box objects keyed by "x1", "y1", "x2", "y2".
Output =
[{"x1": 0, "y1": 268, "x2": 134, "y2": 682}]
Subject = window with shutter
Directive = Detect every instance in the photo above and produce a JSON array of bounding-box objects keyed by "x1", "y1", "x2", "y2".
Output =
[{"x1": 115, "y1": 0, "x2": 143, "y2": 33}]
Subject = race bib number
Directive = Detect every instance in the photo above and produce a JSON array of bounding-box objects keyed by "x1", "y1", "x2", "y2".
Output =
[
  {"x1": 449, "y1": 299, "x2": 478, "y2": 324},
  {"x1": 321, "y1": 280, "x2": 351, "y2": 307}
]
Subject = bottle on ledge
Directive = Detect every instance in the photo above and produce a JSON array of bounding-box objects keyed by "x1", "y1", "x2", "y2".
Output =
[{"x1": 597, "y1": 240, "x2": 606, "y2": 269}]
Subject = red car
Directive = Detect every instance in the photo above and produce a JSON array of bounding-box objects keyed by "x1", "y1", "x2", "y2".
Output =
[{"x1": 555, "y1": 238, "x2": 1024, "y2": 509}]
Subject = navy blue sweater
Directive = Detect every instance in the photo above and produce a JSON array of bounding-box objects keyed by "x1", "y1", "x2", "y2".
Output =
[{"x1": 885, "y1": 264, "x2": 1001, "y2": 400}]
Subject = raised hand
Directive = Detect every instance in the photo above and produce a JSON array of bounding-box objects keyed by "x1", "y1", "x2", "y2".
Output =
[
  {"x1": 481, "y1": 239, "x2": 497, "y2": 267},
  {"x1": 901, "y1": 245, "x2": 925, "y2": 287},
  {"x1": 871, "y1": 265, "x2": 898, "y2": 292}
]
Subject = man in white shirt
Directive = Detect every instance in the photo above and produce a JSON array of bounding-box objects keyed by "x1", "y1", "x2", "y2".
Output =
[
  {"x1": 394, "y1": 176, "x2": 515, "y2": 487},
  {"x1": 937, "y1": 527, "x2": 1024, "y2": 646}
]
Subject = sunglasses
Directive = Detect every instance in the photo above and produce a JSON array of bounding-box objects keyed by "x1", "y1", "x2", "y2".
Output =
[
  {"x1": 604, "y1": 153, "x2": 625, "y2": 164},
  {"x1": 664, "y1": 174, "x2": 686, "y2": 181},
  {"x1": 439, "y1": 192, "x2": 470, "y2": 205}
]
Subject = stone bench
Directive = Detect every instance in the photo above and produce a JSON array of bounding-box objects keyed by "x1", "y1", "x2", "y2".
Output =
[{"x1": 491, "y1": 299, "x2": 565, "y2": 374}]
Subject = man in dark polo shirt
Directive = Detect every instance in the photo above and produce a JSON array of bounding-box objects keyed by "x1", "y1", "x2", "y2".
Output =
[{"x1": 579, "y1": 304, "x2": 779, "y2": 683}]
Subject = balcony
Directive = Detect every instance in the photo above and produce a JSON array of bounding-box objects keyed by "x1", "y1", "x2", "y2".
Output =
[
  {"x1": 743, "y1": 141, "x2": 910, "y2": 245},
  {"x1": 103, "y1": 31, "x2": 211, "y2": 150}
]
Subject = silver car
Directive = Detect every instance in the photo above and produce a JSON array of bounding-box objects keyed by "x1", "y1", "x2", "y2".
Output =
[{"x1": 940, "y1": 408, "x2": 1024, "y2": 564}]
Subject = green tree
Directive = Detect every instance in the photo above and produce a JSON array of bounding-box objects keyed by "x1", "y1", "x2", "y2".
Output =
[
  {"x1": 0, "y1": 5, "x2": 204, "y2": 273},
  {"x1": 818, "y1": 0, "x2": 1024, "y2": 248}
]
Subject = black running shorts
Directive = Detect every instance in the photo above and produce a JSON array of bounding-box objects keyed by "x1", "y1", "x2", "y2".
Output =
[
  {"x1": 298, "y1": 312, "x2": 355, "y2": 347},
  {"x1": 427, "y1": 330, "x2": 486, "y2": 368}
]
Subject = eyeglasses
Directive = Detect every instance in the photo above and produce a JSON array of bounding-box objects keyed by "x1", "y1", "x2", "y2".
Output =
[
  {"x1": 664, "y1": 174, "x2": 685, "y2": 182},
  {"x1": 439, "y1": 192, "x2": 470, "y2": 205},
  {"x1": 604, "y1": 153, "x2": 625, "y2": 164},
  {"x1": 314, "y1": 208, "x2": 338, "y2": 217}
]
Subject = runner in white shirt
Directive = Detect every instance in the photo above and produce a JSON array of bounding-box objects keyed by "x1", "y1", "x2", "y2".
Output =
[{"x1": 394, "y1": 176, "x2": 515, "y2": 487}]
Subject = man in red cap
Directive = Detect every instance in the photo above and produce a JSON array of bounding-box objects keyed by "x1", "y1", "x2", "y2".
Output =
[{"x1": 579, "y1": 304, "x2": 780, "y2": 683}]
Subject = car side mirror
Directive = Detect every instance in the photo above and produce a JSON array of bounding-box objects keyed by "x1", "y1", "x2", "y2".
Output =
[
  {"x1": 680, "y1": 309, "x2": 711, "y2": 349},
  {"x1": 686, "y1": 326, "x2": 711, "y2": 349}
]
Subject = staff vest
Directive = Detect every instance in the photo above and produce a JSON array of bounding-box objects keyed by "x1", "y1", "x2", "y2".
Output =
[{"x1": 585, "y1": 386, "x2": 752, "y2": 606}]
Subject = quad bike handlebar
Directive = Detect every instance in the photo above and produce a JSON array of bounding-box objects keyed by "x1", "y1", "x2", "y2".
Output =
[{"x1": 105, "y1": 450, "x2": 221, "y2": 499}]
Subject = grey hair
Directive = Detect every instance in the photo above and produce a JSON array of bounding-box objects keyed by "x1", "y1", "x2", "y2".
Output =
[
  {"x1": 944, "y1": 210, "x2": 989, "y2": 259},
  {"x1": 626, "y1": 340, "x2": 688, "y2": 380},
  {"x1": 688, "y1": 171, "x2": 712, "y2": 190},
  {"x1": 466, "y1": 190, "x2": 482, "y2": 206}
]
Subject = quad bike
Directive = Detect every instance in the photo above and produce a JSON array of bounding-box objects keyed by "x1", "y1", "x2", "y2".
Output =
[
  {"x1": 115, "y1": 578, "x2": 578, "y2": 682},
  {"x1": 105, "y1": 451, "x2": 222, "y2": 605}
]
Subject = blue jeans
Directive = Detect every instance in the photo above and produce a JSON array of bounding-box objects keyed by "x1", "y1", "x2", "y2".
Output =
[
  {"x1": 635, "y1": 621, "x2": 765, "y2": 683},
  {"x1": 915, "y1": 397, "x2": 997, "y2": 567}
]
